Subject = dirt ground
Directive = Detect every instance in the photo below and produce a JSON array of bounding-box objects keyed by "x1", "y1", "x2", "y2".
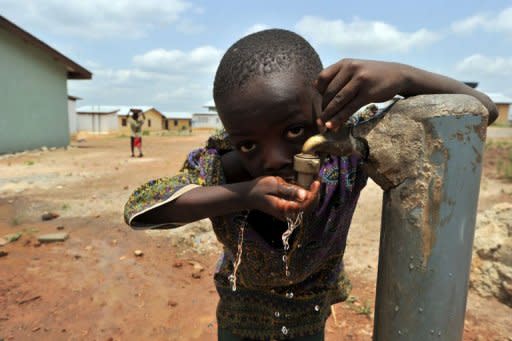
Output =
[{"x1": 1, "y1": 128, "x2": 511, "y2": 341}]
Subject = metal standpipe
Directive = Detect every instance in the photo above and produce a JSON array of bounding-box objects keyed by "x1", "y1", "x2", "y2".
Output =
[{"x1": 352, "y1": 94, "x2": 489, "y2": 341}]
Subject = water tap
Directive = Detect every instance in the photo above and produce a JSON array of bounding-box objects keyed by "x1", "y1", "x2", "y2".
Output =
[{"x1": 293, "y1": 126, "x2": 368, "y2": 189}]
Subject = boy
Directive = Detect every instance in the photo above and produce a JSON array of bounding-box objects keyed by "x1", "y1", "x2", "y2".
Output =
[{"x1": 124, "y1": 29, "x2": 497, "y2": 340}]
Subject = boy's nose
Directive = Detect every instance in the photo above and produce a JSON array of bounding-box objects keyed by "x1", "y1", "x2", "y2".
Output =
[{"x1": 263, "y1": 148, "x2": 292, "y2": 175}]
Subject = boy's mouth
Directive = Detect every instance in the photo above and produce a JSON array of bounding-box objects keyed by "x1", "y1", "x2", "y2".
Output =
[{"x1": 269, "y1": 171, "x2": 296, "y2": 183}]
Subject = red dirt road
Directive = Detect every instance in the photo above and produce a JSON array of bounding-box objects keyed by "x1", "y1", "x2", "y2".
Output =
[{"x1": 1, "y1": 131, "x2": 511, "y2": 340}]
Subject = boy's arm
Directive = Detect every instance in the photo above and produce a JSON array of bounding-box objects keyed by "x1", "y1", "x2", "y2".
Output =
[
  {"x1": 124, "y1": 148, "x2": 319, "y2": 229},
  {"x1": 314, "y1": 59, "x2": 498, "y2": 130},
  {"x1": 131, "y1": 176, "x2": 319, "y2": 226}
]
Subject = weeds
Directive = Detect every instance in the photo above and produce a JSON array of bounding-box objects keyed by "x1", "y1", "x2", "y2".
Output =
[
  {"x1": 344, "y1": 295, "x2": 373, "y2": 318},
  {"x1": 346, "y1": 295, "x2": 358, "y2": 303},
  {"x1": 23, "y1": 228, "x2": 39, "y2": 235},
  {"x1": 487, "y1": 140, "x2": 512, "y2": 181},
  {"x1": 497, "y1": 150, "x2": 512, "y2": 181},
  {"x1": 356, "y1": 302, "x2": 373, "y2": 317}
]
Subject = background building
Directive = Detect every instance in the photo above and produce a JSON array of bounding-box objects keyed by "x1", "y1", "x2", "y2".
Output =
[
  {"x1": 487, "y1": 93, "x2": 512, "y2": 125},
  {"x1": 67, "y1": 95, "x2": 81, "y2": 134},
  {"x1": 192, "y1": 100, "x2": 223, "y2": 129},
  {"x1": 0, "y1": 16, "x2": 91, "y2": 154},
  {"x1": 76, "y1": 106, "x2": 119, "y2": 134},
  {"x1": 162, "y1": 112, "x2": 192, "y2": 132}
]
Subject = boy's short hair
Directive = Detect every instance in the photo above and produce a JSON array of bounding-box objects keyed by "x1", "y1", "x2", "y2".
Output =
[{"x1": 213, "y1": 29, "x2": 323, "y2": 101}]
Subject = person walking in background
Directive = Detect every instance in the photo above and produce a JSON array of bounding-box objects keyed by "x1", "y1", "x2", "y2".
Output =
[{"x1": 128, "y1": 109, "x2": 145, "y2": 157}]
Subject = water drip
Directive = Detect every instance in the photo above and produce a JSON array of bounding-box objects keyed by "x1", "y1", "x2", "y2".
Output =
[
  {"x1": 281, "y1": 211, "x2": 303, "y2": 277},
  {"x1": 228, "y1": 211, "x2": 249, "y2": 292}
]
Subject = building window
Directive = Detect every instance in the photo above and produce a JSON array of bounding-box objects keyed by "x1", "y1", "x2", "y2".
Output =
[
  {"x1": 174, "y1": 120, "x2": 178, "y2": 126},
  {"x1": 148, "y1": 119, "x2": 151, "y2": 127},
  {"x1": 122, "y1": 118, "x2": 127, "y2": 126}
]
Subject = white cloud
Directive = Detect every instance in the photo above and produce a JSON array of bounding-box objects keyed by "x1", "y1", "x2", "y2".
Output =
[
  {"x1": 456, "y1": 54, "x2": 512, "y2": 77},
  {"x1": 1, "y1": 0, "x2": 193, "y2": 39},
  {"x1": 244, "y1": 24, "x2": 271, "y2": 36},
  {"x1": 176, "y1": 19, "x2": 206, "y2": 34},
  {"x1": 68, "y1": 45, "x2": 224, "y2": 111},
  {"x1": 451, "y1": 15, "x2": 487, "y2": 33},
  {"x1": 295, "y1": 16, "x2": 440, "y2": 54},
  {"x1": 133, "y1": 46, "x2": 224, "y2": 74},
  {"x1": 451, "y1": 7, "x2": 512, "y2": 35}
]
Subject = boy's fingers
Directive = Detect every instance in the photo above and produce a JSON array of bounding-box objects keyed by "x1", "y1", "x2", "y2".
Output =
[
  {"x1": 321, "y1": 71, "x2": 352, "y2": 113},
  {"x1": 325, "y1": 97, "x2": 367, "y2": 131},
  {"x1": 309, "y1": 180, "x2": 321, "y2": 197},
  {"x1": 277, "y1": 183, "x2": 306, "y2": 202},
  {"x1": 315, "y1": 63, "x2": 341, "y2": 94},
  {"x1": 320, "y1": 79, "x2": 359, "y2": 124}
]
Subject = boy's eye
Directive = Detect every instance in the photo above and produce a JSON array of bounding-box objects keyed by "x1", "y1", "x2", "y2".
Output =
[
  {"x1": 286, "y1": 127, "x2": 304, "y2": 139},
  {"x1": 239, "y1": 143, "x2": 256, "y2": 153}
]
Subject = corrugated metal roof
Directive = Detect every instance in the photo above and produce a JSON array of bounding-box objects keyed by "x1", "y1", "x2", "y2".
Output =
[
  {"x1": 76, "y1": 105, "x2": 154, "y2": 115},
  {"x1": 76, "y1": 105, "x2": 119, "y2": 114},
  {"x1": 193, "y1": 112, "x2": 219, "y2": 116},
  {"x1": 0, "y1": 16, "x2": 92, "y2": 79},
  {"x1": 115, "y1": 106, "x2": 153, "y2": 116},
  {"x1": 162, "y1": 112, "x2": 192, "y2": 119}
]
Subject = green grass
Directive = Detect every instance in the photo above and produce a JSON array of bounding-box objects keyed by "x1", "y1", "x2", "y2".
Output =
[
  {"x1": 23, "y1": 228, "x2": 39, "y2": 235},
  {"x1": 487, "y1": 140, "x2": 512, "y2": 181},
  {"x1": 344, "y1": 296, "x2": 373, "y2": 318},
  {"x1": 356, "y1": 301, "x2": 373, "y2": 317},
  {"x1": 491, "y1": 121, "x2": 512, "y2": 128},
  {"x1": 346, "y1": 295, "x2": 358, "y2": 303},
  {"x1": 154, "y1": 130, "x2": 192, "y2": 137},
  {"x1": 25, "y1": 160, "x2": 35, "y2": 166}
]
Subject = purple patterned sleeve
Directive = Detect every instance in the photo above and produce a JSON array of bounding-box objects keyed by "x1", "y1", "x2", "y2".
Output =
[{"x1": 124, "y1": 146, "x2": 225, "y2": 229}]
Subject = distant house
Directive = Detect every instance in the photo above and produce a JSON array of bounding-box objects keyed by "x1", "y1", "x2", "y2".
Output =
[
  {"x1": 487, "y1": 93, "x2": 512, "y2": 125},
  {"x1": 0, "y1": 16, "x2": 91, "y2": 154},
  {"x1": 116, "y1": 106, "x2": 165, "y2": 134},
  {"x1": 192, "y1": 100, "x2": 223, "y2": 129},
  {"x1": 67, "y1": 95, "x2": 81, "y2": 134},
  {"x1": 203, "y1": 99, "x2": 217, "y2": 112},
  {"x1": 162, "y1": 112, "x2": 192, "y2": 132},
  {"x1": 192, "y1": 113, "x2": 223, "y2": 129},
  {"x1": 76, "y1": 106, "x2": 119, "y2": 134},
  {"x1": 77, "y1": 105, "x2": 175, "y2": 135}
]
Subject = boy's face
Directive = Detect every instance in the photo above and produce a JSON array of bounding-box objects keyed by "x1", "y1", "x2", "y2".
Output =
[{"x1": 217, "y1": 73, "x2": 320, "y2": 180}]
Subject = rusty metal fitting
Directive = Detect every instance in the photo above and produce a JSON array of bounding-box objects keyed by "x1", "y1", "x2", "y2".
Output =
[{"x1": 293, "y1": 153, "x2": 321, "y2": 189}]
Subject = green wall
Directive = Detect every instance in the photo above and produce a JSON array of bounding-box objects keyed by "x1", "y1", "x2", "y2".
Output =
[{"x1": 0, "y1": 27, "x2": 69, "y2": 154}]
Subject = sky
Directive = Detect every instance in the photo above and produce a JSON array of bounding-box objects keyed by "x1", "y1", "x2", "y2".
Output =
[{"x1": 2, "y1": 0, "x2": 512, "y2": 112}]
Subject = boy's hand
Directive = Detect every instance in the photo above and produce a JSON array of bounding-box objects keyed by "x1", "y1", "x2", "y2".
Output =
[
  {"x1": 314, "y1": 59, "x2": 404, "y2": 130},
  {"x1": 246, "y1": 176, "x2": 320, "y2": 221}
]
